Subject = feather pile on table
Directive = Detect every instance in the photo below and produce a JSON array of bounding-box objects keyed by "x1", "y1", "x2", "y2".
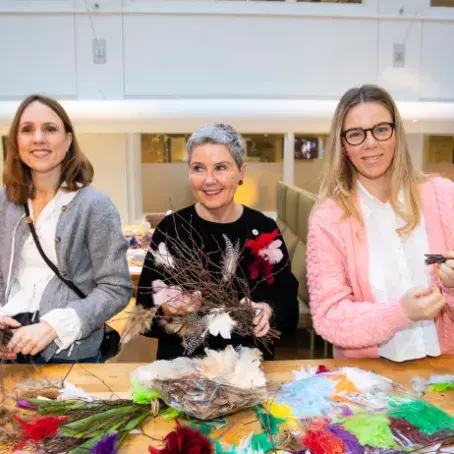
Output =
[
  {"x1": 120, "y1": 222, "x2": 282, "y2": 354},
  {"x1": 258, "y1": 366, "x2": 454, "y2": 454},
  {"x1": 4, "y1": 350, "x2": 454, "y2": 453},
  {"x1": 131, "y1": 345, "x2": 268, "y2": 420}
]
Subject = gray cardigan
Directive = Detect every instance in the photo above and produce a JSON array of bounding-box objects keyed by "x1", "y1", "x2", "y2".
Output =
[{"x1": 0, "y1": 185, "x2": 133, "y2": 361}]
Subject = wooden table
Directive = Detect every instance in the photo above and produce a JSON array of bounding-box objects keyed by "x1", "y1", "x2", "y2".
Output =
[
  {"x1": 129, "y1": 266, "x2": 142, "y2": 298},
  {"x1": 3, "y1": 357, "x2": 454, "y2": 452}
]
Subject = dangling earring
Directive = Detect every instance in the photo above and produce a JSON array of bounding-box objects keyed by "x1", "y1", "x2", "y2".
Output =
[{"x1": 239, "y1": 180, "x2": 244, "y2": 186}]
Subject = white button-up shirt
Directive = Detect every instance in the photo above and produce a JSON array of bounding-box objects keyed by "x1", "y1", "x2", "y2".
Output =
[
  {"x1": 0, "y1": 188, "x2": 82, "y2": 353},
  {"x1": 358, "y1": 182, "x2": 440, "y2": 362}
]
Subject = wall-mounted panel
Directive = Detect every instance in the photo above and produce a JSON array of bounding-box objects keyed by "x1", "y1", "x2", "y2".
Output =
[
  {"x1": 420, "y1": 21, "x2": 454, "y2": 100},
  {"x1": 0, "y1": 0, "x2": 74, "y2": 12},
  {"x1": 75, "y1": 0, "x2": 124, "y2": 99},
  {"x1": 377, "y1": 20, "x2": 422, "y2": 100},
  {"x1": 0, "y1": 14, "x2": 77, "y2": 98}
]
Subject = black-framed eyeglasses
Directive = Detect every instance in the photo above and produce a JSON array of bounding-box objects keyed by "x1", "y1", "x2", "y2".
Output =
[{"x1": 342, "y1": 122, "x2": 395, "y2": 146}]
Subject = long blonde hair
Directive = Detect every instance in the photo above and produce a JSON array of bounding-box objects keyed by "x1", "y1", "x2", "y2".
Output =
[{"x1": 318, "y1": 84, "x2": 428, "y2": 236}]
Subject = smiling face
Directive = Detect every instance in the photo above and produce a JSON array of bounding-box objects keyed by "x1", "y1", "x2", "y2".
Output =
[
  {"x1": 17, "y1": 100, "x2": 72, "y2": 180},
  {"x1": 342, "y1": 102, "x2": 396, "y2": 185},
  {"x1": 189, "y1": 143, "x2": 245, "y2": 211}
]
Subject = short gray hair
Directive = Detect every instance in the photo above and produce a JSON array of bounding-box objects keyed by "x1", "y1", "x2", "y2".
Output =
[{"x1": 186, "y1": 123, "x2": 245, "y2": 168}]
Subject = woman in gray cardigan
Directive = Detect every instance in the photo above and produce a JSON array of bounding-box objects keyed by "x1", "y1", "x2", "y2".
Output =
[{"x1": 0, "y1": 94, "x2": 132, "y2": 363}]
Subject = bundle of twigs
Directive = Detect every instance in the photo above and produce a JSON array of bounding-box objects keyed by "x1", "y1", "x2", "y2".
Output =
[
  {"x1": 121, "y1": 213, "x2": 282, "y2": 354},
  {"x1": 153, "y1": 377, "x2": 268, "y2": 420}
]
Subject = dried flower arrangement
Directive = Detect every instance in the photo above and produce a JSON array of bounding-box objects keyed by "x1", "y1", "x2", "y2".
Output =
[{"x1": 121, "y1": 215, "x2": 283, "y2": 354}]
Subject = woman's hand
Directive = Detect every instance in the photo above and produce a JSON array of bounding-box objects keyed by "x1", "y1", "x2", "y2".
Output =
[
  {"x1": 0, "y1": 316, "x2": 21, "y2": 360},
  {"x1": 251, "y1": 302, "x2": 273, "y2": 337},
  {"x1": 439, "y1": 251, "x2": 454, "y2": 289},
  {"x1": 400, "y1": 287, "x2": 446, "y2": 322},
  {"x1": 161, "y1": 291, "x2": 202, "y2": 316},
  {"x1": 8, "y1": 322, "x2": 57, "y2": 356}
]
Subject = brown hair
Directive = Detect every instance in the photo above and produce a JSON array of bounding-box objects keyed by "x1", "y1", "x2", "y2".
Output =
[
  {"x1": 3, "y1": 94, "x2": 94, "y2": 205},
  {"x1": 317, "y1": 84, "x2": 428, "y2": 236}
]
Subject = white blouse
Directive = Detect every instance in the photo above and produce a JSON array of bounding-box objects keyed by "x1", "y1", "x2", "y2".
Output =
[
  {"x1": 358, "y1": 183, "x2": 440, "y2": 362},
  {"x1": 0, "y1": 188, "x2": 82, "y2": 354}
]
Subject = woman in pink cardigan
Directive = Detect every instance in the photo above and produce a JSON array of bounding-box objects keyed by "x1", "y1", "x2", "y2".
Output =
[{"x1": 307, "y1": 84, "x2": 454, "y2": 361}]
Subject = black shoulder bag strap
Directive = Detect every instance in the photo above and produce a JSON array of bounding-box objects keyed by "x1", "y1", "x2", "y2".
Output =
[
  {"x1": 23, "y1": 204, "x2": 120, "y2": 359},
  {"x1": 23, "y1": 204, "x2": 86, "y2": 299}
]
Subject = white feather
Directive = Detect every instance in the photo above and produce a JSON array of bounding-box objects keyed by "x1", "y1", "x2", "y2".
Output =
[
  {"x1": 131, "y1": 357, "x2": 198, "y2": 388},
  {"x1": 57, "y1": 381, "x2": 95, "y2": 402},
  {"x1": 150, "y1": 242, "x2": 175, "y2": 269},
  {"x1": 427, "y1": 374, "x2": 454, "y2": 385},
  {"x1": 292, "y1": 365, "x2": 318, "y2": 380},
  {"x1": 230, "y1": 347, "x2": 266, "y2": 389},
  {"x1": 205, "y1": 311, "x2": 237, "y2": 339},
  {"x1": 199, "y1": 345, "x2": 266, "y2": 389},
  {"x1": 339, "y1": 367, "x2": 393, "y2": 393}
]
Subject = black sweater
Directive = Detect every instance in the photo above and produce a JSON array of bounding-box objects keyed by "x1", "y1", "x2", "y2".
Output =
[{"x1": 137, "y1": 205, "x2": 299, "y2": 360}]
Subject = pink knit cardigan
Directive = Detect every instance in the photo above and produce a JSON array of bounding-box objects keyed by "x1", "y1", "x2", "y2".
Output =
[{"x1": 306, "y1": 177, "x2": 454, "y2": 359}]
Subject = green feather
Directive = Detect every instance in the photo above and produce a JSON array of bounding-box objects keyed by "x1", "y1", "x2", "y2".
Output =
[
  {"x1": 427, "y1": 382, "x2": 454, "y2": 392},
  {"x1": 60, "y1": 405, "x2": 143, "y2": 439},
  {"x1": 388, "y1": 399, "x2": 454, "y2": 435},
  {"x1": 253, "y1": 406, "x2": 286, "y2": 436},
  {"x1": 160, "y1": 407, "x2": 182, "y2": 420},
  {"x1": 131, "y1": 383, "x2": 161, "y2": 405},
  {"x1": 214, "y1": 440, "x2": 236, "y2": 454},
  {"x1": 342, "y1": 413, "x2": 398, "y2": 449},
  {"x1": 250, "y1": 432, "x2": 278, "y2": 451}
]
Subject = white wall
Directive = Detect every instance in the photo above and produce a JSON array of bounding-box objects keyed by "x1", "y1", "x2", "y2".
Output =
[
  {"x1": 0, "y1": 0, "x2": 453, "y2": 101},
  {"x1": 77, "y1": 133, "x2": 128, "y2": 222}
]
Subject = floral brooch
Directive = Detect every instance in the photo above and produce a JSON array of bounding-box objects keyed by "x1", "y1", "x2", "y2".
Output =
[{"x1": 245, "y1": 229, "x2": 283, "y2": 285}]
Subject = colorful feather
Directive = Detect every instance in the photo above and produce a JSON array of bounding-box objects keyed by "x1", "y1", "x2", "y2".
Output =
[
  {"x1": 326, "y1": 423, "x2": 363, "y2": 453},
  {"x1": 148, "y1": 421, "x2": 213, "y2": 454},
  {"x1": 388, "y1": 399, "x2": 454, "y2": 436},
  {"x1": 342, "y1": 413, "x2": 397, "y2": 450},
  {"x1": 13, "y1": 415, "x2": 68, "y2": 451},
  {"x1": 302, "y1": 428, "x2": 345, "y2": 454},
  {"x1": 91, "y1": 433, "x2": 118, "y2": 454}
]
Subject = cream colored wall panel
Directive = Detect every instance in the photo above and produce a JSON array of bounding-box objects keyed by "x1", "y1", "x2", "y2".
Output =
[
  {"x1": 124, "y1": 15, "x2": 378, "y2": 98},
  {"x1": 78, "y1": 133, "x2": 128, "y2": 222},
  {"x1": 0, "y1": 14, "x2": 77, "y2": 98},
  {"x1": 420, "y1": 21, "x2": 454, "y2": 100}
]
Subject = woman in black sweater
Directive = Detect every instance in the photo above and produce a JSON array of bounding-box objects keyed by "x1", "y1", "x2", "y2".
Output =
[{"x1": 137, "y1": 124, "x2": 299, "y2": 360}]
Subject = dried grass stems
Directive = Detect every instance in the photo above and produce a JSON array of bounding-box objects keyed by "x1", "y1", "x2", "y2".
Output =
[
  {"x1": 0, "y1": 407, "x2": 21, "y2": 447},
  {"x1": 123, "y1": 212, "x2": 284, "y2": 354}
]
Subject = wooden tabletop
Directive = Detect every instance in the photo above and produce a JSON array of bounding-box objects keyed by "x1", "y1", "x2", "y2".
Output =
[{"x1": 2, "y1": 356, "x2": 454, "y2": 452}]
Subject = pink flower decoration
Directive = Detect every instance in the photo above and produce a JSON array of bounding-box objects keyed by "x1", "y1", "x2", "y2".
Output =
[
  {"x1": 152, "y1": 280, "x2": 183, "y2": 307},
  {"x1": 258, "y1": 239, "x2": 283, "y2": 265}
]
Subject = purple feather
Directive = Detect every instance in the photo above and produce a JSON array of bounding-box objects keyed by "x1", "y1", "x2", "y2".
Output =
[
  {"x1": 341, "y1": 406, "x2": 354, "y2": 417},
  {"x1": 326, "y1": 424, "x2": 364, "y2": 453},
  {"x1": 91, "y1": 433, "x2": 118, "y2": 454},
  {"x1": 16, "y1": 399, "x2": 37, "y2": 410}
]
